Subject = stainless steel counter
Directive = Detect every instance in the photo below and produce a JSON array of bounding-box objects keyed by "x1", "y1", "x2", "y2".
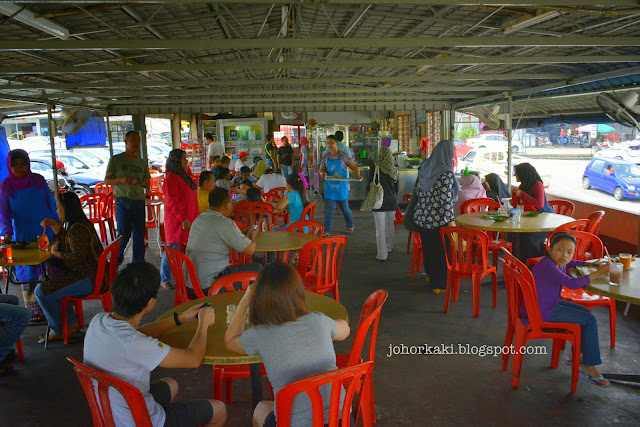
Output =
[{"x1": 397, "y1": 167, "x2": 419, "y2": 204}]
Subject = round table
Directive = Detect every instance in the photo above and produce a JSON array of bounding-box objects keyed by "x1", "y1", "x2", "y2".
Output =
[
  {"x1": 255, "y1": 231, "x2": 318, "y2": 252},
  {"x1": 0, "y1": 242, "x2": 52, "y2": 293},
  {"x1": 586, "y1": 261, "x2": 640, "y2": 384},
  {"x1": 157, "y1": 290, "x2": 348, "y2": 406}
]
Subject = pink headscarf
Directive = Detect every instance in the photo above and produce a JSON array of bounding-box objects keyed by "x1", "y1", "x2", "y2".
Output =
[
  {"x1": 380, "y1": 137, "x2": 391, "y2": 147},
  {"x1": 453, "y1": 174, "x2": 487, "y2": 215},
  {"x1": 1, "y1": 149, "x2": 47, "y2": 199},
  {"x1": 300, "y1": 136, "x2": 309, "y2": 146}
]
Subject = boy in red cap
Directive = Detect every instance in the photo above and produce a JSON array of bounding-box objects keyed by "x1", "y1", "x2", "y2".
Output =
[{"x1": 233, "y1": 151, "x2": 250, "y2": 175}]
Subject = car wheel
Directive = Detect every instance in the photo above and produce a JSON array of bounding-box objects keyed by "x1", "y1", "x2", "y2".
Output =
[
  {"x1": 614, "y1": 187, "x2": 624, "y2": 201},
  {"x1": 73, "y1": 184, "x2": 92, "y2": 198},
  {"x1": 615, "y1": 156, "x2": 623, "y2": 160},
  {"x1": 582, "y1": 176, "x2": 591, "y2": 189},
  {"x1": 479, "y1": 145, "x2": 486, "y2": 149},
  {"x1": 511, "y1": 146, "x2": 519, "y2": 153}
]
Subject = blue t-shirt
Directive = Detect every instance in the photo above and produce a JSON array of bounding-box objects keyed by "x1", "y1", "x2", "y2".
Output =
[{"x1": 286, "y1": 190, "x2": 304, "y2": 226}]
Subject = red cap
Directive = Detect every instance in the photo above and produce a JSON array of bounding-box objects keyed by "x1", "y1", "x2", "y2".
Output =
[{"x1": 239, "y1": 151, "x2": 249, "y2": 157}]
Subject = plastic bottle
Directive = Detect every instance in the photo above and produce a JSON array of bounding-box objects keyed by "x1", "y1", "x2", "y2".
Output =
[{"x1": 463, "y1": 165, "x2": 470, "y2": 175}]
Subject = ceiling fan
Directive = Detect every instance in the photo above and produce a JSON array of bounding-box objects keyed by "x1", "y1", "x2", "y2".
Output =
[
  {"x1": 596, "y1": 91, "x2": 640, "y2": 132},
  {"x1": 61, "y1": 108, "x2": 90, "y2": 135},
  {"x1": 474, "y1": 104, "x2": 502, "y2": 129}
]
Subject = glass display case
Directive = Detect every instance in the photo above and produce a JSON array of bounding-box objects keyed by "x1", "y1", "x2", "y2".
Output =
[{"x1": 218, "y1": 118, "x2": 267, "y2": 158}]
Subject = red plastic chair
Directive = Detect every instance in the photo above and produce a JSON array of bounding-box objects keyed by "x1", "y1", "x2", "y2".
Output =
[
  {"x1": 150, "y1": 175, "x2": 164, "y2": 193},
  {"x1": 440, "y1": 226, "x2": 497, "y2": 318},
  {"x1": 263, "y1": 187, "x2": 288, "y2": 226},
  {"x1": 301, "y1": 200, "x2": 317, "y2": 221},
  {"x1": 80, "y1": 193, "x2": 109, "y2": 244},
  {"x1": 409, "y1": 232, "x2": 422, "y2": 278},
  {"x1": 586, "y1": 210, "x2": 605, "y2": 236},
  {"x1": 67, "y1": 357, "x2": 153, "y2": 427},
  {"x1": 101, "y1": 192, "x2": 117, "y2": 243},
  {"x1": 525, "y1": 221, "x2": 589, "y2": 268},
  {"x1": 208, "y1": 272, "x2": 268, "y2": 404},
  {"x1": 393, "y1": 208, "x2": 404, "y2": 231},
  {"x1": 93, "y1": 182, "x2": 112, "y2": 196},
  {"x1": 336, "y1": 290, "x2": 388, "y2": 426},
  {"x1": 234, "y1": 202, "x2": 274, "y2": 232},
  {"x1": 158, "y1": 222, "x2": 186, "y2": 254},
  {"x1": 163, "y1": 244, "x2": 205, "y2": 306},
  {"x1": 527, "y1": 229, "x2": 604, "y2": 268},
  {"x1": 286, "y1": 220, "x2": 324, "y2": 237},
  {"x1": 59, "y1": 237, "x2": 121, "y2": 344},
  {"x1": 0, "y1": 323, "x2": 24, "y2": 362},
  {"x1": 461, "y1": 198, "x2": 512, "y2": 268},
  {"x1": 548, "y1": 200, "x2": 575, "y2": 217},
  {"x1": 298, "y1": 236, "x2": 347, "y2": 301},
  {"x1": 403, "y1": 194, "x2": 412, "y2": 254},
  {"x1": 276, "y1": 361, "x2": 374, "y2": 427},
  {"x1": 499, "y1": 250, "x2": 581, "y2": 393}
]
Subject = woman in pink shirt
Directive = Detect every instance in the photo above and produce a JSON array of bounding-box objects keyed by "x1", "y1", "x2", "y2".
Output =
[{"x1": 160, "y1": 149, "x2": 199, "y2": 289}]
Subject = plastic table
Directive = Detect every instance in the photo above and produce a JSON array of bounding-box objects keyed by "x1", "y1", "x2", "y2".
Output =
[
  {"x1": 255, "y1": 231, "x2": 318, "y2": 252},
  {"x1": 0, "y1": 242, "x2": 52, "y2": 294}
]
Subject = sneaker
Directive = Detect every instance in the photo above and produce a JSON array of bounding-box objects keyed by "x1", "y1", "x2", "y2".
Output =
[
  {"x1": 160, "y1": 282, "x2": 174, "y2": 290},
  {"x1": 345, "y1": 227, "x2": 355, "y2": 234}
]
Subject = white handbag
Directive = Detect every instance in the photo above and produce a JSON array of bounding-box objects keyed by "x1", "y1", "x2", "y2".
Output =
[{"x1": 361, "y1": 166, "x2": 384, "y2": 211}]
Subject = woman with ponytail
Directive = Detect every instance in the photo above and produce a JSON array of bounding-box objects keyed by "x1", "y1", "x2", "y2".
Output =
[{"x1": 275, "y1": 173, "x2": 309, "y2": 227}]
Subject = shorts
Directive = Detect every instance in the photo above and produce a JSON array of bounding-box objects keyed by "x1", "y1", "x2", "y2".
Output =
[
  {"x1": 149, "y1": 380, "x2": 213, "y2": 427},
  {"x1": 263, "y1": 411, "x2": 355, "y2": 426}
]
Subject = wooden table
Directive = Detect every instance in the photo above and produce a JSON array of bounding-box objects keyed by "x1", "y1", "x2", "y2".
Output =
[
  {"x1": 157, "y1": 291, "x2": 348, "y2": 406},
  {"x1": 586, "y1": 262, "x2": 640, "y2": 384},
  {"x1": 255, "y1": 231, "x2": 318, "y2": 252},
  {"x1": 0, "y1": 242, "x2": 52, "y2": 293},
  {"x1": 456, "y1": 212, "x2": 575, "y2": 258}
]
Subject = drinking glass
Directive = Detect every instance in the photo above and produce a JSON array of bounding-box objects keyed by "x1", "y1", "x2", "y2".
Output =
[
  {"x1": 609, "y1": 262, "x2": 623, "y2": 286},
  {"x1": 226, "y1": 304, "x2": 237, "y2": 324}
]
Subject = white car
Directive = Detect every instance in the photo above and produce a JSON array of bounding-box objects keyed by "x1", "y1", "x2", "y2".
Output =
[
  {"x1": 594, "y1": 142, "x2": 640, "y2": 164},
  {"x1": 466, "y1": 133, "x2": 523, "y2": 153}
]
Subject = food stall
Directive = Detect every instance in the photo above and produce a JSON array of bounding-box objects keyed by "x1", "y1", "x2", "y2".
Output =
[{"x1": 217, "y1": 118, "x2": 268, "y2": 159}]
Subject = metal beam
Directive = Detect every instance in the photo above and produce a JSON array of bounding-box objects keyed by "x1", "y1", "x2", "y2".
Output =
[
  {"x1": 0, "y1": 3, "x2": 69, "y2": 39},
  {"x1": 3, "y1": 36, "x2": 640, "y2": 50},
  {"x1": 3, "y1": 56, "x2": 639, "y2": 74}
]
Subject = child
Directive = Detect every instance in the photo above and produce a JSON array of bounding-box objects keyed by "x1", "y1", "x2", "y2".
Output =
[
  {"x1": 530, "y1": 232, "x2": 610, "y2": 388},
  {"x1": 83, "y1": 261, "x2": 226, "y2": 426},
  {"x1": 197, "y1": 171, "x2": 216, "y2": 214},
  {"x1": 231, "y1": 166, "x2": 257, "y2": 186},
  {"x1": 212, "y1": 156, "x2": 230, "y2": 179},
  {"x1": 224, "y1": 262, "x2": 350, "y2": 427},
  {"x1": 231, "y1": 179, "x2": 254, "y2": 202},
  {"x1": 245, "y1": 187, "x2": 264, "y2": 202},
  {"x1": 215, "y1": 169, "x2": 232, "y2": 191},
  {"x1": 275, "y1": 173, "x2": 308, "y2": 227},
  {"x1": 209, "y1": 155, "x2": 221, "y2": 171}
]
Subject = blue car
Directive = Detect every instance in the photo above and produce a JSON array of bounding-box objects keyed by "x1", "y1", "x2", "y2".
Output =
[{"x1": 582, "y1": 157, "x2": 640, "y2": 201}]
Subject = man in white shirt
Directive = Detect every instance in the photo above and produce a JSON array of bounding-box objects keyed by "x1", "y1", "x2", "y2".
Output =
[
  {"x1": 207, "y1": 133, "x2": 224, "y2": 169},
  {"x1": 255, "y1": 168, "x2": 287, "y2": 194},
  {"x1": 83, "y1": 261, "x2": 226, "y2": 427},
  {"x1": 186, "y1": 188, "x2": 262, "y2": 296}
]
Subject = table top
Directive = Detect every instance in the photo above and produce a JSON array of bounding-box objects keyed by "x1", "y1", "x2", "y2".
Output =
[
  {"x1": 255, "y1": 231, "x2": 318, "y2": 252},
  {"x1": 456, "y1": 212, "x2": 575, "y2": 233},
  {"x1": 157, "y1": 291, "x2": 348, "y2": 365},
  {"x1": 586, "y1": 262, "x2": 640, "y2": 305},
  {"x1": 0, "y1": 242, "x2": 52, "y2": 267}
]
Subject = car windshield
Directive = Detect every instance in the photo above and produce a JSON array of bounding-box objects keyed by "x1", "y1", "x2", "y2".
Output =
[
  {"x1": 615, "y1": 164, "x2": 640, "y2": 178},
  {"x1": 463, "y1": 151, "x2": 476, "y2": 161},
  {"x1": 68, "y1": 152, "x2": 102, "y2": 168}
]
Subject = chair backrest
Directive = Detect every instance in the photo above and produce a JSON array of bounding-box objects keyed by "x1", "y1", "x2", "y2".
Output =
[
  {"x1": 102, "y1": 192, "x2": 115, "y2": 218},
  {"x1": 150, "y1": 175, "x2": 164, "y2": 193},
  {"x1": 344, "y1": 290, "x2": 388, "y2": 367},
  {"x1": 548, "y1": 199, "x2": 575, "y2": 217},
  {"x1": 81, "y1": 193, "x2": 108, "y2": 221},
  {"x1": 85, "y1": 237, "x2": 122, "y2": 299},
  {"x1": 500, "y1": 250, "x2": 545, "y2": 332},
  {"x1": 460, "y1": 198, "x2": 500, "y2": 214},
  {"x1": 544, "y1": 230, "x2": 603, "y2": 261},
  {"x1": 234, "y1": 202, "x2": 274, "y2": 232},
  {"x1": 263, "y1": 187, "x2": 286, "y2": 202},
  {"x1": 298, "y1": 236, "x2": 347, "y2": 296},
  {"x1": 163, "y1": 245, "x2": 205, "y2": 306},
  {"x1": 209, "y1": 271, "x2": 259, "y2": 295},
  {"x1": 275, "y1": 361, "x2": 373, "y2": 427},
  {"x1": 67, "y1": 357, "x2": 153, "y2": 427},
  {"x1": 301, "y1": 200, "x2": 317, "y2": 221},
  {"x1": 286, "y1": 220, "x2": 325, "y2": 237},
  {"x1": 550, "y1": 219, "x2": 588, "y2": 234},
  {"x1": 586, "y1": 210, "x2": 605, "y2": 236},
  {"x1": 94, "y1": 182, "x2": 113, "y2": 195},
  {"x1": 439, "y1": 226, "x2": 490, "y2": 274},
  {"x1": 402, "y1": 194, "x2": 412, "y2": 205}
]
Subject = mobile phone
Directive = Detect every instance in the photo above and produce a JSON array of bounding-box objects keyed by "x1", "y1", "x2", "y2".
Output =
[
  {"x1": 196, "y1": 302, "x2": 212, "y2": 319},
  {"x1": 251, "y1": 225, "x2": 258, "y2": 230}
]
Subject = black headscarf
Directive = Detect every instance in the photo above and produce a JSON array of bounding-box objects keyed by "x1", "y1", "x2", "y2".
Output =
[
  {"x1": 166, "y1": 149, "x2": 197, "y2": 190},
  {"x1": 484, "y1": 173, "x2": 509, "y2": 202},
  {"x1": 514, "y1": 163, "x2": 543, "y2": 195}
]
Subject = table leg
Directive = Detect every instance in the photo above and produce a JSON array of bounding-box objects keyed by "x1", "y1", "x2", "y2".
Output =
[
  {"x1": 512, "y1": 233, "x2": 521, "y2": 259},
  {"x1": 250, "y1": 362, "x2": 263, "y2": 408},
  {"x1": 602, "y1": 373, "x2": 640, "y2": 384}
]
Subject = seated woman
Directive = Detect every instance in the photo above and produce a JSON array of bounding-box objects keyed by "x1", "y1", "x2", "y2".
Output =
[
  {"x1": 530, "y1": 232, "x2": 610, "y2": 387},
  {"x1": 225, "y1": 262, "x2": 350, "y2": 427},
  {"x1": 35, "y1": 192, "x2": 104, "y2": 342},
  {"x1": 482, "y1": 173, "x2": 509, "y2": 205},
  {"x1": 453, "y1": 174, "x2": 486, "y2": 215},
  {"x1": 275, "y1": 174, "x2": 309, "y2": 227},
  {"x1": 243, "y1": 187, "x2": 264, "y2": 203}
]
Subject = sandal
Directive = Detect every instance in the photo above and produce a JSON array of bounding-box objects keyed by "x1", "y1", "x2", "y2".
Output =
[
  {"x1": 579, "y1": 369, "x2": 610, "y2": 388},
  {"x1": 28, "y1": 314, "x2": 47, "y2": 326},
  {"x1": 345, "y1": 227, "x2": 355, "y2": 234}
]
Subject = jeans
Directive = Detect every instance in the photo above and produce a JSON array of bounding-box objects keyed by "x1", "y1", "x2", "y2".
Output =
[
  {"x1": 373, "y1": 211, "x2": 395, "y2": 260},
  {"x1": 323, "y1": 199, "x2": 354, "y2": 234},
  {"x1": 0, "y1": 295, "x2": 30, "y2": 360},
  {"x1": 281, "y1": 164, "x2": 293, "y2": 179},
  {"x1": 161, "y1": 243, "x2": 181, "y2": 283},
  {"x1": 266, "y1": 158, "x2": 274, "y2": 168},
  {"x1": 115, "y1": 197, "x2": 146, "y2": 264},
  {"x1": 186, "y1": 263, "x2": 263, "y2": 299},
  {"x1": 549, "y1": 300, "x2": 601, "y2": 366},
  {"x1": 420, "y1": 227, "x2": 448, "y2": 290},
  {"x1": 34, "y1": 277, "x2": 94, "y2": 336}
]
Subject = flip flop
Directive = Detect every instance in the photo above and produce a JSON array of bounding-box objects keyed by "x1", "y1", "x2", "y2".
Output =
[
  {"x1": 28, "y1": 315, "x2": 47, "y2": 326},
  {"x1": 579, "y1": 369, "x2": 611, "y2": 388}
]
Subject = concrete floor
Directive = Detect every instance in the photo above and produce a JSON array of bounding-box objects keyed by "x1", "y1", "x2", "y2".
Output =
[{"x1": 2, "y1": 201, "x2": 640, "y2": 426}]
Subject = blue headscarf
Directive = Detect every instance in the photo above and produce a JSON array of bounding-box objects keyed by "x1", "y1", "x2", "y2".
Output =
[{"x1": 417, "y1": 140, "x2": 459, "y2": 201}]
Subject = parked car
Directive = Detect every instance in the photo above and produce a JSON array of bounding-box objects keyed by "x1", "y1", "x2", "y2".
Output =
[
  {"x1": 594, "y1": 142, "x2": 640, "y2": 164},
  {"x1": 30, "y1": 149, "x2": 107, "y2": 177},
  {"x1": 29, "y1": 155, "x2": 102, "y2": 196},
  {"x1": 458, "y1": 148, "x2": 551, "y2": 187},
  {"x1": 582, "y1": 157, "x2": 640, "y2": 201},
  {"x1": 466, "y1": 133, "x2": 523, "y2": 153},
  {"x1": 29, "y1": 158, "x2": 72, "y2": 193}
]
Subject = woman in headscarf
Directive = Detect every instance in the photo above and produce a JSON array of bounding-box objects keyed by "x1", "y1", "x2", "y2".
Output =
[
  {"x1": 453, "y1": 174, "x2": 487, "y2": 215},
  {"x1": 0, "y1": 149, "x2": 58, "y2": 323},
  {"x1": 414, "y1": 140, "x2": 459, "y2": 294},
  {"x1": 160, "y1": 149, "x2": 199, "y2": 289},
  {"x1": 512, "y1": 162, "x2": 554, "y2": 260},
  {"x1": 483, "y1": 173, "x2": 509, "y2": 205},
  {"x1": 252, "y1": 160, "x2": 268, "y2": 180},
  {"x1": 369, "y1": 137, "x2": 399, "y2": 261},
  {"x1": 298, "y1": 137, "x2": 310, "y2": 178}
]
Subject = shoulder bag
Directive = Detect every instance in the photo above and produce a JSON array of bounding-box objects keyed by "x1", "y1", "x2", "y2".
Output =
[{"x1": 361, "y1": 166, "x2": 384, "y2": 211}]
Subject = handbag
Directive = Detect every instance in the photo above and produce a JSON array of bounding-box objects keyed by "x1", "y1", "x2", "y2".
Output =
[
  {"x1": 403, "y1": 177, "x2": 422, "y2": 232},
  {"x1": 361, "y1": 166, "x2": 384, "y2": 211}
]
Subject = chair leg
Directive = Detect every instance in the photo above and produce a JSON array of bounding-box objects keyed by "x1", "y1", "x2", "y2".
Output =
[
  {"x1": 74, "y1": 300, "x2": 84, "y2": 328},
  {"x1": 406, "y1": 233, "x2": 413, "y2": 255},
  {"x1": 511, "y1": 330, "x2": 527, "y2": 389},
  {"x1": 491, "y1": 271, "x2": 497, "y2": 309},
  {"x1": 16, "y1": 338, "x2": 24, "y2": 362},
  {"x1": 61, "y1": 300, "x2": 69, "y2": 344},
  {"x1": 452, "y1": 275, "x2": 461, "y2": 302},
  {"x1": 472, "y1": 275, "x2": 481, "y2": 318},
  {"x1": 551, "y1": 339, "x2": 562, "y2": 369},
  {"x1": 443, "y1": 274, "x2": 453, "y2": 314},
  {"x1": 212, "y1": 366, "x2": 224, "y2": 401},
  {"x1": 502, "y1": 325, "x2": 514, "y2": 371},
  {"x1": 334, "y1": 285, "x2": 340, "y2": 303},
  {"x1": 569, "y1": 335, "x2": 581, "y2": 393},
  {"x1": 101, "y1": 293, "x2": 113, "y2": 312},
  {"x1": 224, "y1": 377, "x2": 234, "y2": 404},
  {"x1": 44, "y1": 325, "x2": 50, "y2": 349},
  {"x1": 609, "y1": 300, "x2": 616, "y2": 349},
  {"x1": 623, "y1": 303, "x2": 631, "y2": 317}
]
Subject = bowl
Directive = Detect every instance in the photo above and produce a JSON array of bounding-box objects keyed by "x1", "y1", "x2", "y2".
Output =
[
  {"x1": 492, "y1": 215, "x2": 509, "y2": 222},
  {"x1": 523, "y1": 211, "x2": 541, "y2": 217}
]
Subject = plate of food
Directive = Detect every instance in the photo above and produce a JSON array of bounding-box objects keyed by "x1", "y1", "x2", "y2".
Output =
[
  {"x1": 486, "y1": 215, "x2": 509, "y2": 222},
  {"x1": 523, "y1": 211, "x2": 541, "y2": 217},
  {"x1": 575, "y1": 265, "x2": 599, "y2": 276}
]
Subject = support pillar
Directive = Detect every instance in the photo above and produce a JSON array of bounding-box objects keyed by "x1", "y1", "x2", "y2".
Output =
[
  {"x1": 440, "y1": 109, "x2": 452, "y2": 141},
  {"x1": 106, "y1": 114, "x2": 114, "y2": 157},
  {"x1": 132, "y1": 113, "x2": 148, "y2": 164},
  {"x1": 506, "y1": 96, "x2": 513, "y2": 191},
  {"x1": 171, "y1": 114, "x2": 181, "y2": 148},
  {"x1": 46, "y1": 104, "x2": 59, "y2": 197}
]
